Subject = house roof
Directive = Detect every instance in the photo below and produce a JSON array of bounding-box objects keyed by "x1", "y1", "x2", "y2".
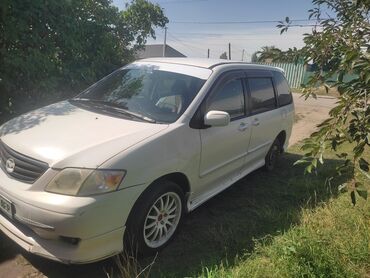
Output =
[{"x1": 136, "y1": 44, "x2": 186, "y2": 59}]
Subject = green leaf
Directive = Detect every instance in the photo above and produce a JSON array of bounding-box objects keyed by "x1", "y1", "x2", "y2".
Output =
[
  {"x1": 317, "y1": 117, "x2": 333, "y2": 127},
  {"x1": 301, "y1": 143, "x2": 319, "y2": 150},
  {"x1": 319, "y1": 153, "x2": 324, "y2": 164},
  {"x1": 353, "y1": 142, "x2": 365, "y2": 159},
  {"x1": 359, "y1": 158, "x2": 369, "y2": 172},
  {"x1": 293, "y1": 159, "x2": 308, "y2": 166},
  {"x1": 336, "y1": 153, "x2": 348, "y2": 159},
  {"x1": 355, "y1": 182, "x2": 368, "y2": 200},
  {"x1": 280, "y1": 27, "x2": 288, "y2": 35},
  {"x1": 338, "y1": 183, "x2": 347, "y2": 192},
  {"x1": 306, "y1": 164, "x2": 313, "y2": 174},
  {"x1": 358, "y1": 168, "x2": 370, "y2": 180},
  {"x1": 350, "y1": 191, "x2": 356, "y2": 205},
  {"x1": 354, "y1": 182, "x2": 362, "y2": 190},
  {"x1": 324, "y1": 84, "x2": 330, "y2": 94},
  {"x1": 312, "y1": 158, "x2": 318, "y2": 168}
]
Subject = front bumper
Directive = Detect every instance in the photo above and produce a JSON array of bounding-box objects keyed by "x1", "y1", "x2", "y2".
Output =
[
  {"x1": 0, "y1": 212, "x2": 125, "y2": 264},
  {"x1": 0, "y1": 168, "x2": 147, "y2": 263}
]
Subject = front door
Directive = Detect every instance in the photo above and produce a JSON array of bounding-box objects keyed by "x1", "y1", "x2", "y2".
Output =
[{"x1": 198, "y1": 74, "x2": 252, "y2": 194}]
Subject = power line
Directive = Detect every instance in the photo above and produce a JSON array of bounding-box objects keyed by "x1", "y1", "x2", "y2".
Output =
[
  {"x1": 155, "y1": 0, "x2": 207, "y2": 4},
  {"x1": 158, "y1": 24, "x2": 316, "y2": 58},
  {"x1": 167, "y1": 32, "x2": 247, "y2": 58},
  {"x1": 169, "y1": 19, "x2": 324, "y2": 25},
  {"x1": 166, "y1": 32, "x2": 206, "y2": 54},
  {"x1": 167, "y1": 26, "x2": 316, "y2": 37},
  {"x1": 167, "y1": 32, "x2": 204, "y2": 51}
]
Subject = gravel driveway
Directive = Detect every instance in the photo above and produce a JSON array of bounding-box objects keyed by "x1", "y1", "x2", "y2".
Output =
[{"x1": 0, "y1": 93, "x2": 337, "y2": 278}]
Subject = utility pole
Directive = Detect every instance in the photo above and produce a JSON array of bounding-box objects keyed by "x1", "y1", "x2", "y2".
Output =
[
  {"x1": 228, "y1": 43, "x2": 231, "y2": 60},
  {"x1": 163, "y1": 27, "x2": 167, "y2": 57},
  {"x1": 207, "y1": 49, "x2": 210, "y2": 58},
  {"x1": 241, "y1": 49, "x2": 245, "y2": 61}
]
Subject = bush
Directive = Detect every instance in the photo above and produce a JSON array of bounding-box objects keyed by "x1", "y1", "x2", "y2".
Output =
[{"x1": 0, "y1": 0, "x2": 168, "y2": 122}]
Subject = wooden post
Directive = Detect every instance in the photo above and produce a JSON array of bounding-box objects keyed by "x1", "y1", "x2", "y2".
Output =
[
  {"x1": 228, "y1": 43, "x2": 231, "y2": 60},
  {"x1": 163, "y1": 27, "x2": 167, "y2": 57}
]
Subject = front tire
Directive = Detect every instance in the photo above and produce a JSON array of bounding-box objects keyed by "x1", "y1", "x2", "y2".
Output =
[{"x1": 124, "y1": 180, "x2": 184, "y2": 255}]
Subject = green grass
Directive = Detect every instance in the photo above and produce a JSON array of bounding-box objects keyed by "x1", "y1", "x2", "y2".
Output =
[
  {"x1": 199, "y1": 194, "x2": 369, "y2": 278},
  {"x1": 130, "y1": 143, "x2": 369, "y2": 277}
]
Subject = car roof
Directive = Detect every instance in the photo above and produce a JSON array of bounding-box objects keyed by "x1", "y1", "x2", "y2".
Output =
[{"x1": 138, "y1": 57, "x2": 284, "y2": 72}]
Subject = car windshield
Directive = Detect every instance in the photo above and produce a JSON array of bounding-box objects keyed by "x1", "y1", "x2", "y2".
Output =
[{"x1": 71, "y1": 65, "x2": 207, "y2": 123}]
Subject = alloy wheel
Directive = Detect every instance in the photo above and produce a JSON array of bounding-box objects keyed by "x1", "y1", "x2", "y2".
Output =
[{"x1": 143, "y1": 192, "x2": 182, "y2": 249}]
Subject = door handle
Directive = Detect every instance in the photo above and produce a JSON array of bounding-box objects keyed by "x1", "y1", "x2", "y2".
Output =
[
  {"x1": 238, "y1": 122, "x2": 249, "y2": 131},
  {"x1": 252, "y1": 118, "x2": 260, "y2": 126}
]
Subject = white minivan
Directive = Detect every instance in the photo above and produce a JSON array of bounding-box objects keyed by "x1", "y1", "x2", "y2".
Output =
[{"x1": 0, "y1": 58, "x2": 294, "y2": 263}]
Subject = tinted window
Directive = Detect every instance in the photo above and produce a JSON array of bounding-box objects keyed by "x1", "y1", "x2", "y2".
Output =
[
  {"x1": 248, "y1": 78, "x2": 276, "y2": 114},
  {"x1": 207, "y1": 79, "x2": 244, "y2": 119},
  {"x1": 273, "y1": 71, "x2": 292, "y2": 106}
]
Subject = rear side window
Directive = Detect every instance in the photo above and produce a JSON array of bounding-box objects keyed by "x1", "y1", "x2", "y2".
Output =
[
  {"x1": 273, "y1": 71, "x2": 292, "y2": 106},
  {"x1": 207, "y1": 79, "x2": 245, "y2": 119},
  {"x1": 248, "y1": 78, "x2": 276, "y2": 114}
]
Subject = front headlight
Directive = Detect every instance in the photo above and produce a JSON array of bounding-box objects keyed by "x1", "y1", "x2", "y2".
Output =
[{"x1": 45, "y1": 168, "x2": 126, "y2": 196}]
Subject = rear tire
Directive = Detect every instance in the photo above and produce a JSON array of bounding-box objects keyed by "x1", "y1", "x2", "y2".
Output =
[
  {"x1": 124, "y1": 180, "x2": 184, "y2": 256},
  {"x1": 264, "y1": 138, "x2": 281, "y2": 171}
]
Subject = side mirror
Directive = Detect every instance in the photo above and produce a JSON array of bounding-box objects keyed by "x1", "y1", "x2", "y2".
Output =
[{"x1": 204, "y1": 110, "x2": 230, "y2": 127}]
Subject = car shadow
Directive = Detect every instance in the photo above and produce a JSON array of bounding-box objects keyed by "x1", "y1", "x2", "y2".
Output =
[
  {"x1": 0, "y1": 152, "x2": 352, "y2": 278},
  {"x1": 143, "y1": 152, "x2": 351, "y2": 277},
  {"x1": 0, "y1": 233, "x2": 18, "y2": 263}
]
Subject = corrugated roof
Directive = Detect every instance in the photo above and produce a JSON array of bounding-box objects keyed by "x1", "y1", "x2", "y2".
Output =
[{"x1": 136, "y1": 44, "x2": 186, "y2": 59}]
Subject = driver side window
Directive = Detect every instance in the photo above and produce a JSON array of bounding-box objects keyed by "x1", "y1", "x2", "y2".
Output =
[{"x1": 207, "y1": 79, "x2": 245, "y2": 120}]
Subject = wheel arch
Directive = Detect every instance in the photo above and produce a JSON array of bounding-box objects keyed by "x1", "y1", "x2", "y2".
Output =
[
  {"x1": 124, "y1": 172, "x2": 191, "y2": 227},
  {"x1": 154, "y1": 172, "x2": 191, "y2": 198},
  {"x1": 276, "y1": 130, "x2": 286, "y2": 153}
]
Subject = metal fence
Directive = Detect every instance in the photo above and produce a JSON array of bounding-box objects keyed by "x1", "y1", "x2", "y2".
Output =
[{"x1": 258, "y1": 62, "x2": 306, "y2": 88}]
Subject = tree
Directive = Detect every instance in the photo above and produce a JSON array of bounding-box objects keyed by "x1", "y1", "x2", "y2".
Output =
[
  {"x1": 219, "y1": 52, "x2": 228, "y2": 59},
  {"x1": 279, "y1": 0, "x2": 370, "y2": 204},
  {"x1": 256, "y1": 45, "x2": 300, "y2": 63},
  {"x1": 256, "y1": 46, "x2": 282, "y2": 62},
  {"x1": 251, "y1": 51, "x2": 259, "y2": 62},
  {"x1": 0, "y1": 0, "x2": 168, "y2": 120}
]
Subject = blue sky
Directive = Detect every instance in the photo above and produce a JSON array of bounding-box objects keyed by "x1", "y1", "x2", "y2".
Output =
[{"x1": 113, "y1": 0, "x2": 320, "y2": 61}]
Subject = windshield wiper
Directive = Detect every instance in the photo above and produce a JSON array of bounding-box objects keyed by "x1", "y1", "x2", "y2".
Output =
[
  {"x1": 109, "y1": 106, "x2": 156, "y2": 123},
  {"x1": 71, "y1": 98, "x2": 156, "y2": 123}
]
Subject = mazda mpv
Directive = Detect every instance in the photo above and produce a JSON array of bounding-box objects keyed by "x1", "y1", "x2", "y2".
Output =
[{"x1": 0, "y1": 58, "x2": 294, "y2": 263}]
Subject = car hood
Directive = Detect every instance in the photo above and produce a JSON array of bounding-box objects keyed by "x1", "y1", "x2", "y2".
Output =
[{"x1": 0, "y1": 101, "x2": 168, "y2": 168}]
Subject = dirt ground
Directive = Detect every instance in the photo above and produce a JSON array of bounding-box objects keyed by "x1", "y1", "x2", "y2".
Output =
[
  {"x1": 289, "y1": 93, "x2": 337, "y2": 146},
  {"x1": 0, "y1": 93, "x2": 337, "y2": 278}
]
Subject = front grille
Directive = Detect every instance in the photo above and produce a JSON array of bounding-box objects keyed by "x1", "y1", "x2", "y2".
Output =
[{"x1": 0, "y1": 140, "x2": 49, "y2": 183}]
